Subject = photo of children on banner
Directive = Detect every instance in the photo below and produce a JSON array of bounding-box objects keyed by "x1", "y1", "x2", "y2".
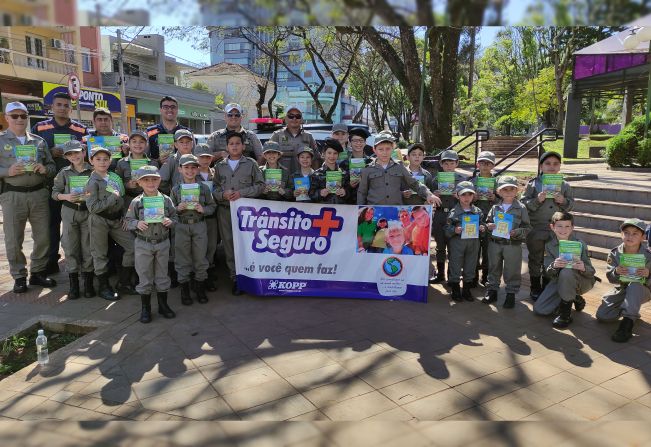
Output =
[{"x1": 357, "y1": 205, "x2": 431, "y2": 255}]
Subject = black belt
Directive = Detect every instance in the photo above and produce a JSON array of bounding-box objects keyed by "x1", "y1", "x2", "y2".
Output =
[
  {"x1": 96, "y1": 209, "x2": 122, "y2": 220},
  {"x1": 179, "y1": 216, "x2": 204, "y2": 224},
  {"x1": 136, "y1": 234, "x2": 167, "y2": 244},
  {"x1": 490, "y1": 237, "x2": 521, "y2": 246},
  {"x1": 62, "y1": 201, "x2": 88, "y2": 211},
  {"x1": 3, "y1": 183, "x2": 45, "y2": 193}
]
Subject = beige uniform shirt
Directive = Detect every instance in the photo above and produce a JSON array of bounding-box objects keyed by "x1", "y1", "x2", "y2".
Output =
[
  {"x1": 85, "y1": 171, "x2": 125, "y2": 216},
  {"x1": 0, "y1": 129, "x2": 55, "y2": 187},
  {"x1": 125, "y1": 192, "x2": 177, "y2": 240},
  {"x1": 357, "y1": 159, "x2": 431, "y2": 205},
  {"x1": 213, "y1": 156, "x2": 264, "y2": 206},
  {"x1": 52, "y1": 162, "x2": 93, "y2": 199},
  {"x1": 269, "y1": 127, "x2": 317, "y2": 173},
  {"x1": 206, "y1": 127, "x2": 263, "y2": 161}
]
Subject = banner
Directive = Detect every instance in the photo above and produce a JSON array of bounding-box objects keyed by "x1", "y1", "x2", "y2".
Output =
[
  {"x1": 42, "y1": 82, "x2": 122, "y2": 113},
  {"x1": 231, "y1": 199, "x2": 432, "y2": 302}
]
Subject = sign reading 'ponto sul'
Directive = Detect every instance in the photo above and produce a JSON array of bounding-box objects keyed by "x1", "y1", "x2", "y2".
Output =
[
  {"x1": 232, "y1": 199, "x2": 432, "y2": 302},
  {"x1": 42, "y1": 82, "x2": 122, "y2": 113}
]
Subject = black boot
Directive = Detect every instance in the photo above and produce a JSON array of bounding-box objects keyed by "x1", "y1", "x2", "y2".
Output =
[
  {"x1": 180, "y1": 282, "x2": 193, "y2": 305},
  {"x1": 482, "y1": 290, "x2": 497, "y2": 304},
  {"x1": 29, "y1": 271, "x2": 57, "y2": 287},
  {"x1": 68, "y1": 273, "x2": 80, "y2": 300},
  {"x1": 140, "y1": 294, "x2": 152, "y2": 323},
  {"x1": 116, "y1": 266, "x2": 137, "y2": 295},
  {"x1": 205, "y1": 267, "x2": 217, "y2": 291},
  {"x1": 82, "y1": 272, "x2": 96, "y2": 298},
  {"x1": 462, "y1": 283, "x2": 473, "y2": 301},
  {"x1": 503, "y1": 293, "x2": 516, "y2": 309},
  {"x1": 169, "y1": 263, "x2": 179, "y2": 288},
  {"x1": 157, "y1": 292, "x2": 176, "y2": 319},
  {"x1": 449, "y1": 282, "x2": 462, "y2": 302},
  {"x1": 195, "y1": 281, "x2": 209, "y2": 304},
  {"x1": 231, "y1": 279, "x2": 243, "y2": 296},
  {"x1": 13, "y1": 277, "x2": 27, "y2": 294},
  {"x1": 552, "y1": 300, "x2": 573, "y2": 328},
  {"x1": 574, "y1": 295, "x2": 586, "y2": 312},
  {"x1": 98, "y1": 273, "x2": 120, "y2": 301},
  {"x1": 431, "y1": 262, "x2": 446, "y2": 284},
  {"x1": 529, "y1": 275, "x2": 542, "y2": 301},
  {"x1": 612, "y1": 317, "x2": 635, "y2": 343}
]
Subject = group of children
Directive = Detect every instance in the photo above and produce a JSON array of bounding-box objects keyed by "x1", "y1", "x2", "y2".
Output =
[{"x1": 50, "y1": 124, "x2": 649, "y2": 342}]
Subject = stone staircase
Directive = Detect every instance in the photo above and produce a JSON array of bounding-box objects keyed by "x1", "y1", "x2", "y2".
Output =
[
  {"x1": 571, "y1": 183, "x2": 651, "y2": 260},
  {"x1": 479, "y1": 136, "x2": 538, "y2": 159}
]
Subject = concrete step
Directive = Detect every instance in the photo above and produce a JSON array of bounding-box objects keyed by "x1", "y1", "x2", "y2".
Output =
[
  {"x1": 572, "y1": 185, "x2": 651, "y2": 204},
  {"x1": 574, "y1": 198, "x2": 651, "y2": 221},
  {"x1": 574, "y1": 226, "x2": 621, "y2": 251},
  {"x1": 573, "y1": 212, "x2": 625, "y2": 233},
  {"x1": 586, "y1": 245, "x2": 611, "y2": 261}
]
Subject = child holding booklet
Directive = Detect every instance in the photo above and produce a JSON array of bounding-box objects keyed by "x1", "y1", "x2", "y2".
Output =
[
  {"x1": 310, "y1": 138, "x2": 350, "y2": 204},
  {"x1": 260, "y1": 141, "x2": 291, "y2": 201},
  {"x1": 194, "y1": 143, "x2": 219, "y2": 292},
  {"x1": 171, "y1": 154, "x2": 216, "y2": 305},
  {"x1": 159, "y1": 129, "x2": 195, "y2": 195},
  {"x1": 483, "y1": 176, "x2": 531, "y2": 308},
  {"x1": 340, "y1": 128, "x2": 372, "y2": 204},
  {"x1": 521, "y1": 151, "x2": 574, "y2": 300},
  {"x1": 533, "y1": 212, "x2": 595, "y2": 328},
  {"x1": 290, "y1": 147, "x2": 315, "y2": 203},
  {"x1": 402, "y1": 143, "x2": 435, "y2": 206},
  {"x1": 597, "y1": 218, "x2": 651, "y2": 342},
  {"x1": 444, "y1": 181, "x2": 485, "y2": 302},
  {"x1": 472, "y1": 151, "x2": 497, "y2": 286},
  {"x1": 430, "y1": 150, "x2": 467, "y2": 284},
  {"x1": 125, "y1": 165, "x2": 177, "y2": 323},
  {"x1": 52, "y1": 140, "x2": 94, "y2": 299},
  {"x1": 115, "y1": 130, "x2": 158, "y2": 213}
]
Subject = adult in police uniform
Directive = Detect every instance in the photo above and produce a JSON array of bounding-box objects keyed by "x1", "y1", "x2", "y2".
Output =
[
  {"x1": 32, "y1": 92, "x2": 88, "y2": 274},
  {"x1": 1, "y1": 102, "x2": 57, "y2": 293},
  {"x1": 269, "y1": 105, "x2": 318, "y2": 174},
  {"x1": 206, "y1": 103, "x2": 263, "y2": 164},
  {"x1": 146, "y1": 96, "x2": 189, "y2": 161}
]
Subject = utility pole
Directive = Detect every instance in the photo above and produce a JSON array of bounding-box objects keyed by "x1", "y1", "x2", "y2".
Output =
[{"x1": 116, "y1": 29, "x2": 128, "y2": 133}]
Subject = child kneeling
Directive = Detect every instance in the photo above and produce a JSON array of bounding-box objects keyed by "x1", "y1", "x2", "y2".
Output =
[
  {"x1": 533, "y1": 212, "x2": 595, "y2": 328},
  {"x1": 597, "y1": 218, "x2": 651, "y2": 343}
]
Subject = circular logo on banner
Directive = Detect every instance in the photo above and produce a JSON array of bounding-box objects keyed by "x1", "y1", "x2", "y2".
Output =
[
  {"x1": 382, "y1": 257, "x2": 403, "y2": 277},
  {"x1": 68, "y1": 73, "x2": 81, "y2": 100}
]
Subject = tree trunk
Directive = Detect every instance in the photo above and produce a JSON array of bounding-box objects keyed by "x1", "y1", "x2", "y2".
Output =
[
  {"x1": 555, "y1": 65, "x2": 565, "y2": 134},
  {"x1": 353, "y1": 99, "x2": 367, "y2": 123},
  {"x1": 267, "y1": 57, "x2": 278, "y2": 118},
  {"x1": 466, "y1": 27, "x2": 476, "y2": 133}
]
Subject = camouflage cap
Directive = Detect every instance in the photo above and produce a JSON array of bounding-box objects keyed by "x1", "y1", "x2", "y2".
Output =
[
  {"x1": 455, "y1": 181, "x2": 475, "y2": 195},
  {"x1": 129, "y1": 130, "x2": 148, "y2": 141},
  {"x1": 174, "y1": 129, "x2": 194, "y2": 141},
  {"x1": 496, "y1": 175, "x2": 518, "y2": 190},
  {"x1": 477, "y1": 151, "x2": 496, "y2": 164},
  {"x1": 62, "y1": 139, "x2": 83, "y2": 154},
  {"x1": 262, "y1": 141, "x2": 283, "y2": 154},
  {"x1": 135, "y1": 165, "x2": 160, "y2": 179},
  {"x1": 194, "y1": 143, "x2": 212, "y2": 157},
  {"x1": 89, "y1": 146, "x2": 111, "y2": 159},
  {"x1": 374, "y1": 132, "x2": 394, "y2": 146},
  {"x1": 539, "y1": 151, "x2": 562, "y2": 164},
  {"x1": 178, "y1": 153, "x2": 199, "y2": 166},
  {"x1": 439, "y1": 150, "x2": 459, "y2": 161},
  {"x1": 332, "y1": 123, "x2": 348, "y2": 133},
  {"x1": 620, "y1": 218, "x2": 647, "y2": 233},
  {"x1": 297, "y1": 146, "x2": 314, "y2": 157}
]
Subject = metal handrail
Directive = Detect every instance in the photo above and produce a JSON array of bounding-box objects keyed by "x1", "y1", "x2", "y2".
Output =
[
  {"x1": 492, "y1": 128, "x2": 558, "y2": 176},
  {"x1": 423, "y1": 129, "x2": 489, "y2": 170}
]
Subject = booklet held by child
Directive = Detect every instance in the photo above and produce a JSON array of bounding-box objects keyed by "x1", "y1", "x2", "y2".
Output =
[
  {"x1": 461, "y1": 214, "x2": 480, "y2": 239},
  {"x1": 264, "y1": 169, "x2": 283, "y2": 192},
  {"x1": 438, "y1": 172, "x2": 456, "y2": 195},
  {"x1": 294, "y1": 176, "x2": 310, "y2": 201},
  {"x1": 559, "y1": 240, "x2": 582, "y2": 268},
  {"x1": 180, "y1": 183, "x2": 200, "y2": 210},
  {"x1": 326, "y1": 171, "x2": 342, "y2": 194},
  {"x1": 619, "y1": 253, "x2": 647, "y2": 284},
  {"x1": 492, "y1": 211, "x2": 513, "y2": 239},
  {"x1": 542, "y1": 174, "x2": 563, "y2": 198},
  {"x1": 143, "y1": 195, "x2": 165, "y2": 223}
]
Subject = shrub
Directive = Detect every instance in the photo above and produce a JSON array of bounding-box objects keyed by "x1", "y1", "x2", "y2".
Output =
[
  {"x1": 638, "y1": 138, "x2": 651, "y2": 167},
  {"x1": 605, "y1": 132, "x2": 638, "y2": 167}
]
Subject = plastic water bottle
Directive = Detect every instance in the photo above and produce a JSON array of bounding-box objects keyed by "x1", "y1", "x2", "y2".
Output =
[{"x1": 36, "y1": 329, "x2": 49, "y2": 365}]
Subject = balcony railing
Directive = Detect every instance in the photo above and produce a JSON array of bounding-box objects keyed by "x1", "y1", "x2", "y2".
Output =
[{"x1": 0, "y1": 48, "x2": 77, "y2": 76}]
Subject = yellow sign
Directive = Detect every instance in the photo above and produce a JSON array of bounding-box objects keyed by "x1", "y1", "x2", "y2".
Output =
[{"x1": 42, "y1": 82, "x2": 121, "y2": 112}]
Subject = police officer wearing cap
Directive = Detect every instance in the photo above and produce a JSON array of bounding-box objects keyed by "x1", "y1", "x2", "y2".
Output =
[
  {"x1": 270, "y1": 105, "x2": 318, "y2": 174},
  {"x1": 32, "y1": 92, "x2": 89, "y2": 274},
  {"x1": 146, "y1": 96, "x2": 189, "y2": 161},
  {"x1": 207, "y1": 103, "x2": 263, "y2": 164},
  {"x1": 1, "y1": 101, "x2": 57, "y2": 293}
]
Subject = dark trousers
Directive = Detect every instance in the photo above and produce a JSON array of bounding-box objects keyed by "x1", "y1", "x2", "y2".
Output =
[{"x1": 48, "y1": 197, "x2": 62, "y2": 264}]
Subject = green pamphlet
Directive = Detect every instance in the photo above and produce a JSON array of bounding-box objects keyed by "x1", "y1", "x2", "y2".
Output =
[
  {"x1": 158, "y1": 134, "x2": 174, "y2": 159},
  {"x1": 619, "y1": 254, "x2": 647, "y2": 284},
  {"x1": 542, "y1": 174, "x2": 563, "y2": 198},
  {"x1": 87, "y1": 135, "x2": 122, "y2": 159},
  {"x1": 391, "y1": 149, "x2": 403, "y2": 163},
  {"x1": 325, "y1": 171, "x2": 342, "y2": 194},
  {"x1": 411, "y1": 173, "x2": 425, "y2": 193},
  {"x1": 294, "y1": 176, "x2": 310, "y2": 201},
  {"x1": 349, "y1": 158, "x2": 366, "y2": 182},
  {"x1": 337, "y1": 150, "x2": 349, "y2": 163},
  {"x1": 15, "y1": 145, "x2": 37, "y2": 172},
  {"x1": 476, "y1": 177, "x2": 495, "y2": 201},
  {"x1": 143, "y1": 195, "x2": 165, "y2": 223},
  {"x1": 559, "y1": 240, "x2": 583, "y2": 268},
  {"x1": 53, "y1": 134, "x2": 71, "y2": 146},
  {"x1": 107, "y1": 172, "x2": 125, "y2": 196},
  {"x1": 264, "y1": 168, "x2": 283, "y2": 192},
  {"x1": 437, "y1": 172, "x2": 456, "y2": 195},
  {"x1": 69, "y1": 175, "x2": 89, "y2": 201},
  {"x1": 129, "y1": 158, "x2": 148, "y2": 172},
  {"x1": 180, "y1": 183, "x2": 200, "y2": 210}
]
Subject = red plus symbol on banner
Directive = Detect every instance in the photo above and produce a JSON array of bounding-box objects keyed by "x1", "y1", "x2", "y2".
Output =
[{"x1": 312, "y1": 210, "x2": 342, "y2": 237}]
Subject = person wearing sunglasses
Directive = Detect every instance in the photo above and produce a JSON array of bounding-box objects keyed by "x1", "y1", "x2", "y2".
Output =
[
  {"x1": 206, "y1": 103, "x2": 263, "y2": 164},
  {"x1": 146, "y1": 96, "x2": 189, "y2": 162},
  {"x1": 0, "y1": 101, "x2": 57, "y2": 294},
  {"x1": 269, "y1": 105, "x2": 318, "y2": 174},
  {"x1": 32, "y1": 91, "x2": 88, "y2": 275}
]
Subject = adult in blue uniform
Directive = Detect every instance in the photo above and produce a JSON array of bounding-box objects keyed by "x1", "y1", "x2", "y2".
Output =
[
  {"x1": 146, "y1": 96, "x2": 189, "y2": 161},
  {"x1": 32, "y1": 92, "x2": 88, "y2": 274}
]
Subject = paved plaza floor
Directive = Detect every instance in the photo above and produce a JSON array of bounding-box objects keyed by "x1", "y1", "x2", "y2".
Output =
[{"x1": 2, "y1": 168, "x2": 651, "y2": 445}]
